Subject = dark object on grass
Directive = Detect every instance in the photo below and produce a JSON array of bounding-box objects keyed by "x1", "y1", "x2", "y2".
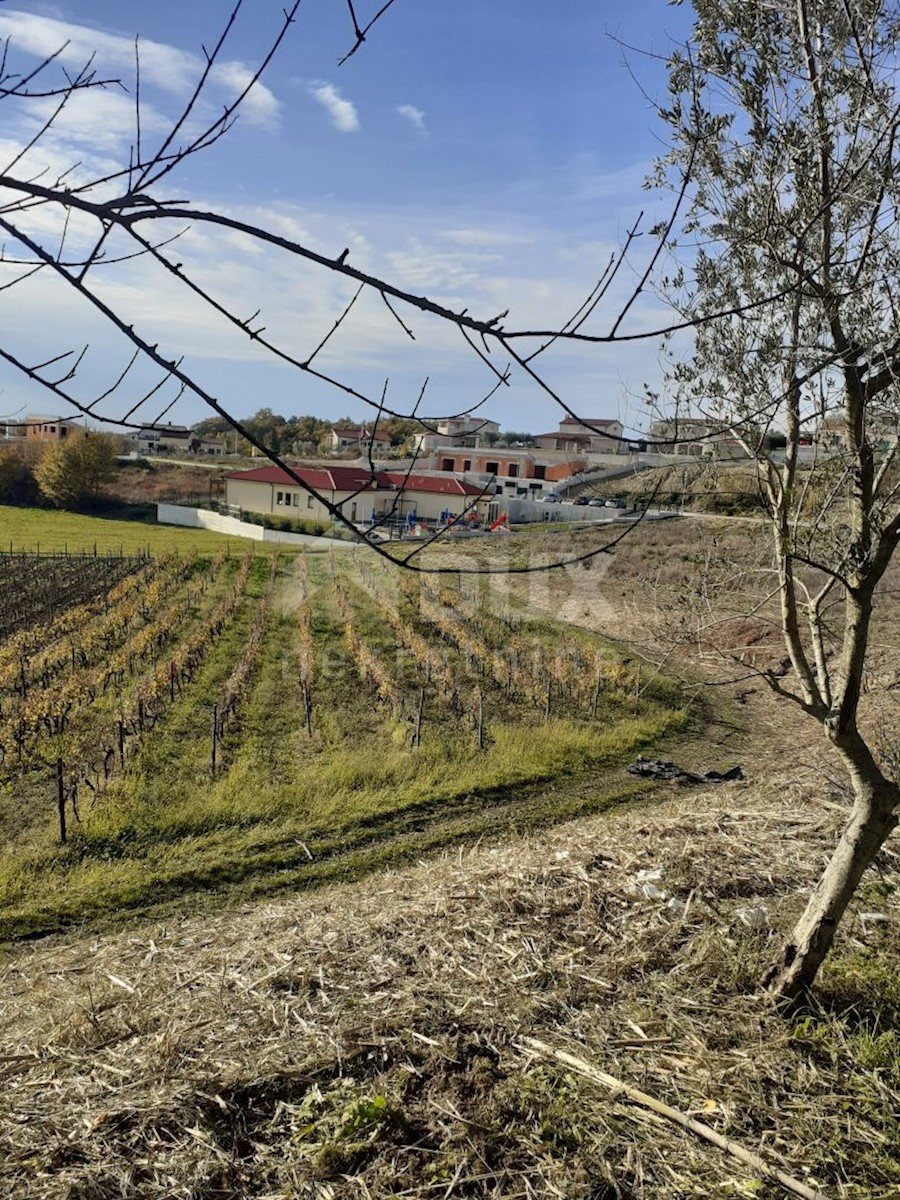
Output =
[{"x1": 628, "y1": 757, "x2": 744, "y2": 784}]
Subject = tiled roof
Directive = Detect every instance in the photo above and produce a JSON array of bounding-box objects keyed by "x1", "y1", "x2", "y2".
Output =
[
  {"x1": 226, "y1": 465, "x2": 373, "y2": 490},
  {"x1": 333, "y1": 426, "x2": 392, "y2": 441},
  {"x1": 227, "y1": 465, "x2": 485, "y2": 498},
  {"x1": 558, "y1": 418, "x2": 619, "y2": 428},
  {"x1": 381, "y1": 472, "x2": 484, "y2": 497}
]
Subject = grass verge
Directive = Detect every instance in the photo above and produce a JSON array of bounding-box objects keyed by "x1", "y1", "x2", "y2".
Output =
[{"x1": 0, "y1": 504, "x2": 306, "y2": 555}]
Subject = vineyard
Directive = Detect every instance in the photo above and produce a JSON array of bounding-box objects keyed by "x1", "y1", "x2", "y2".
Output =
[
  {"x1": 0, "y1": 548, "x2": 146, "y2": 640},
  {"x1": 0, "y1": 547, "x2": 691, "y2": 938}
]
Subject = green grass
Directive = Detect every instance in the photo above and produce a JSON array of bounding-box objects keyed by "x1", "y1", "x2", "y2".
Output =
[
  {"x1": 0, "y1": 504, "x2": 305, "y2": 555},
  {"x1": 0, "y1": 552, "x2": 697, "y2": 939}
]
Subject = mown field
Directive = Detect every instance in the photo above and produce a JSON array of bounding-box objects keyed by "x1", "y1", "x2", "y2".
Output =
[
  {"x1": 0, "y1": 541, "x2": 691, "y2": 938},
  {"x1": 0, "y1": 502, "x2": 277, "y2": 555}
]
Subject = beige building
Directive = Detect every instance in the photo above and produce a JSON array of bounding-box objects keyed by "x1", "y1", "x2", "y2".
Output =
[
  {"x1": 534, "y1": 416, "x2": 625, "y2": 454},
  {"x1": 328, "y1": 425, "x2": 393, "y2": 454},
  {"x1": 648, "y1": 417, "x2": 753, "y2": 460},
  {"x1": 26, "y1": 414, "x2": 82, "y2": 441},
  {"x1": 226, "y1": 465, "x2": 490, "y2": 524},
  {"x1": 412, "y1": 416, "x2": 501, "y2": 454}
]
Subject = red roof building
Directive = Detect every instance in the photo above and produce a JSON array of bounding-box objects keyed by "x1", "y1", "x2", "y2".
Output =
[{"x1": 225, "y1": 464, "x2": 489, "y2": 525}]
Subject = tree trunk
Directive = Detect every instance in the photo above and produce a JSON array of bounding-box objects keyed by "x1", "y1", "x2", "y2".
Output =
[{"x1": 765, "y1": 768, "x2": 898, "y2": 1003}]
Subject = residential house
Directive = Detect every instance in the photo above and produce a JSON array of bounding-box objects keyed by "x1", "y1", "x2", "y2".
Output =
[
  {"x1": 137, "y1": 424, "x2": 225, "y2": 455},
  {"x1": 225, "y1": 465, "x2": 491, "y2": 524},
  {"x1": 328, "y1": 426, "x2": 393, "y2": 454},
  {"x1": 534, "y1": 416, "x2": 625, "y2": 455},
  {"x1": 411, "y1": 416, "x2": 501, "y2": 454},
  {"x1": 648, "y1": 417, "x2": 753, "y2": 460},
  {"x1": 26, "y1": 414, "x2": 81, "y2": 441},
  {"x1": 817, "y1": 409, "x2": 899, "y2": 453},
  {"x1": 138, "y1": 424, "x2": 193, "y2": 455},
  {"x1": 1, "y1": 419, "x2": 28, "y2": 441}
]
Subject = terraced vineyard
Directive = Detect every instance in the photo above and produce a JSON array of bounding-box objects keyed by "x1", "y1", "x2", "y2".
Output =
[{"x1": 0, "y1": 547, "x2": 691, "y2": 937}]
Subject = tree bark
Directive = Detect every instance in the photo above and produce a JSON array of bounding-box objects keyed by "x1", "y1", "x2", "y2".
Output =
[{"x1": 765, "y1": 757, "x2": 899, "y2": 1003}]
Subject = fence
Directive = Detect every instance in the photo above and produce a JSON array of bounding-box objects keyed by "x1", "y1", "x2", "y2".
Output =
[{"x1": 156, "y1": 504, "x2": 350, "y2": 546}]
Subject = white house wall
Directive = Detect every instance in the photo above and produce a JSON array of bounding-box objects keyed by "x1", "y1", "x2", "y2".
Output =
[{"x1": 226, "y1": 477, "x2": 483, "y2": 524}]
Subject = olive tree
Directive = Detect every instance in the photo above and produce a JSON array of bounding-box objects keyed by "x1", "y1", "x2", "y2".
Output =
[{"x1": 653, "y1": 0, "x2": 900, "y2": 1000}]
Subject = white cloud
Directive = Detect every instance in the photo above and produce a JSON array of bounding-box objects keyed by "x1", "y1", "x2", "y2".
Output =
[
  {"x1": 395, "y1": 104, "x2": 426, "y2": 133},
  {"x1": 444, "y1": 228, "x2": 532, "y2": 248},
  {"x1": 23, "y1": 87, "x2": 169, "y2": 157},
  {"x1": 386, "y1": 236, "x2": 505, "y2": 293},
  {"x1": 0, "y1": 9, "x2": 279, "y2": 126},
  {"x1": 211, "y1": 61, "x2": 279, "y2": 126},
  {"x1": 308, "y1": 82, "x2": 359, "y2": 133}
]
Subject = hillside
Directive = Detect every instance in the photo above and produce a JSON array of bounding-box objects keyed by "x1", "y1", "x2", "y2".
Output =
[
  {"x1": 2, "y1": 518, "x2": 899, "y2": 1198},
  {"x1": 3, "y1": 772, "x2": 898, "y2": 1198},
  {"x1": 608, "y1": 461, "x2": 766, "y2": 515}
]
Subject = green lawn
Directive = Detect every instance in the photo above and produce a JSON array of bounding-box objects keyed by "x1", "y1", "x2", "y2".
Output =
[{"x1": 0, "y1": 504, "x2": 302, "y2": 555}]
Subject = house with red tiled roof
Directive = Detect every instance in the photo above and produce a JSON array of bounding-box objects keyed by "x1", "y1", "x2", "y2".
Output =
[{"x1": 225, "y1": 465, "x2": 490, "y2": 525}]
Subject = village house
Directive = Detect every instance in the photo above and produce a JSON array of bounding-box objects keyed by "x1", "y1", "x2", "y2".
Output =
[
  {"x1": 225, "y1": 465, "x2": 492, "y2": 525},
  {"x1": 328, "y1": 425, "x2": 393, "y2": 454},
  {"x1": 533, "y1": 416, "x2": 625, "y2": 454},
  {"x1": 137, "y1": 424, "x2": 225, "y2": 456},
  {"x1": 26, "y1": 414, "x2": 82, "y2": 441},
  {"x1": 648, "y1": 417, "x2": 753, "y2": 460},
  {"x1": 411, "y1": 416, "x2": 501, "y2": 454},
  {"x1": 817, "y1": 410, "x2": 899, "y2": 453}
]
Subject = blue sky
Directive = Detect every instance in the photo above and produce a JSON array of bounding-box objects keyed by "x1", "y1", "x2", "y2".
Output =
[{"x1": 0, "y1": 0, "x2": 695, "y2": 436}]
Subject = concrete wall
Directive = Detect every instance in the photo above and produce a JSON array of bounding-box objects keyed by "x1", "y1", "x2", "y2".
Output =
[
  {"x1": 156, "y1": 504, "x2": 345, "y2": 546},
  {"x1": 496, "y1": 496, "x2": 631, "y2": 524}
]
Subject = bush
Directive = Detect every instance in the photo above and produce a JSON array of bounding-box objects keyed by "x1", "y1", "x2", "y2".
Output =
[
  {"x1": 260, "y1": 514, "x2": 330, "y2": 536},
  {"x1": 34, "y1": 432, "x2": 119, "y2": 509},
  {"x1": 0, "y1": 447, "x2": 40, "y2": 505}
]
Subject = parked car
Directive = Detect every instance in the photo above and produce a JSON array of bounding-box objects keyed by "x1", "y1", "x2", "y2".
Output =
[
  {"x1": 540, "y1": 491, "x2": 562, "y2": 504},
  {"x1": 587, "y1": 497, "x2": 606, "y2": 508},
  {"x1": 605, "y1": 497, "x2": 625, "y2": 508},
  {"x1": 573, "y1": 495, "x2": 590, "y2": 506}
]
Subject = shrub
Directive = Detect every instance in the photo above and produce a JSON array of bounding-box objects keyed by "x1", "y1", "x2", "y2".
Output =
[
  {"x1": 0, "y1": 447, "x2": 40, "y2": 505},
  {"x1": 35, "y1": 432, "x2": 119, "y2": 509}
]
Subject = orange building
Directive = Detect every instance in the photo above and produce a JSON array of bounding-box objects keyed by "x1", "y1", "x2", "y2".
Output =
[
  {"x1": 431, "y1": 448, "x2": 587, "y2": 488},
  {"x1": 26, "y1": 414, "x2": 81, "y2": 441}
]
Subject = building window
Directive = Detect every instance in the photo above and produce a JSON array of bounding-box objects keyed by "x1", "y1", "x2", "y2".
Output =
[
  {"x1": 307, "y1": 495, "x2": 314, "y2": 508},
  {"x1": 508, "y1": 464, "x2": 518, "y2": 478},
  {"x1": 276, "y1": 491, "x2": 284, "y2": 505},
  {"x1": 533, "y1": 464, "x2": 546, "y2": 480},
  {"x1": 485, "y1": 461, "x2": 499, "y2": 475},
  {"x1": 463, "y1": 459, "x2": 471, "y2": 471},
  {"x1": 441, "y1": 457, "x2": 455, "y2": 471}
]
